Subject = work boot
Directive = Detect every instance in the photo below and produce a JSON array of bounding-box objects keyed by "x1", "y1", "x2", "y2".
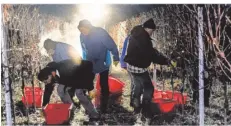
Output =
[
  {"x1": 89, "y1": 109, "x2": 100, "y2": 121},
  {"x1": 141, "y1": 100, "x2": 153, "y2": 119},
  {"x1": 84, "y1": 110, "x2": 100, "y2": 126}
]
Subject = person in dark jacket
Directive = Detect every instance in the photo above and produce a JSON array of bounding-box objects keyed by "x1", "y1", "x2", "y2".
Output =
[
  {"x1": 37, "y1": 59, "x2": 99, "y2": 120},
  {"x1": 120, "y1": 35, "x2": 136, "y2": 107},
  {"x1": 124, "y1": 18, "x2": 172, "y2": 123},
  {"x1": 78, "y1": 19, "x2": 120, "y2": 113},
  {"x1": 43, "y1": 39, "x2": 82, "y2": 106}
]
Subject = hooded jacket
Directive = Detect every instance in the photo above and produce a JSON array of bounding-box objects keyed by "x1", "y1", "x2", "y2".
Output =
[
  {"x1": 124, "y1": 25, "x2": 170, "y2": 68},
  {"x1": 80, "y1": 27, "x2": 119, "y2": 73}
]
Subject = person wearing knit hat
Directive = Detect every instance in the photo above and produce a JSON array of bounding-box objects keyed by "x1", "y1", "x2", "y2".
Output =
[
  {"x1": 124, "y1": 18, "x2": 173, "y2": 124},
  {"x1": 142, "y1": 18, "x2": 156, "y2": 36},
  {"x1": 143, "y1": 18, "x2": 156, "y2": 30}
]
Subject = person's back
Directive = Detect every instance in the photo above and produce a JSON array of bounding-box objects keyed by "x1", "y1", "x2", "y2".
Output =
[
  {"x1": 47, "y1": 59, "x2": 94, "y2": 90},
  {"x1": 125, "y1": 25, "x2": 170, "y2": 68},
  {"x1": 124, "y1": 25, "x2": 154, "y2": 68},
  {"x1": 81, "y1": 27, "x2": 105, "y2": 57},
  {"x1": 43, "y1": 39, "x2": 80, "y2": 62},
  {"x1": 53, "y1": 42, "x2": 80, "y2": 62},
  {"x1": 78, "y1": 19, "x2": 119, "y2": 113},
  {"x1": 80, "y1": 27, "x2": 119, "y2": 73}
]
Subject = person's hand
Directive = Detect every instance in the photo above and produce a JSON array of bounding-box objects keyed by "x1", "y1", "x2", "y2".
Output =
[
  {"x1": 39, "y1": 108, "x2": 45, "y2": 117},
  {"x1": 168, "y1": 60, "x2": 177, "y2": 72},
  {"x1": 113, "y1": 61, "x2": 119, "y2": 66},
  {"x1": 88, "y1": 90, "x2": 95, "y2": 99}
]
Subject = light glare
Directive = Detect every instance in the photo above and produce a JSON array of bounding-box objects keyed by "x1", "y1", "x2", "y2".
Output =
[{"x1": 78, "y1": 4, "x2": 108, "y2": 26}]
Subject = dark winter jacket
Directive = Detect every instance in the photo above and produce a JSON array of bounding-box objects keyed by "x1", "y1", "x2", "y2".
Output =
[
  {"x1": 47, "y1": 59, "x2": 94, "y2": 90},
  {"x1": 41, "y1": 59, "x2": 94, "y2": 106},
  {"x1": 124, "y1": 25, "x2": 170, "y2": 68}
]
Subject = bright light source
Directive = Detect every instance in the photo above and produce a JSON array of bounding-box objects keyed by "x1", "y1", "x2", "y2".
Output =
[{"x1": 78, "y1": 4, "x2": 109, "y2": 26}]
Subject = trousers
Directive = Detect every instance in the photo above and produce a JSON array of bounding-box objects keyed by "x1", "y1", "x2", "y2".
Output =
[
  {"x1": 57, "y1": 85, "x2": 99, "y2": 118},
  {"x1": 129, "y1": 71, "x2": 154, "y2": 118}
]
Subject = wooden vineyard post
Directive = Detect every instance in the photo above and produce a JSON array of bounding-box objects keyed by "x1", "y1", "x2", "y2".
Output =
[{"x1": 1, "y1": 6, "x2": 13, "y2": 125}]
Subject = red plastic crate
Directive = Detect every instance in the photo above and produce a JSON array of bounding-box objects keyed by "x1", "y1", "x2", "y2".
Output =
[
  {"x1": 165, "y1": 90, "x2": 188, "y2": 104},
  {"x1": 161, "y1": 92, "x2": 169, "y2": 99},
  {"x1": 43, "y1": 103, "x2": 72, "y2": 125},
  {"x1": 21, "y1": 87, "x2": 43, "y2": 108},
  {"x1": 153, "y1": 89, "x2": 163, "y2": 99},
  {"x1": 153, "y1": 89, "x2": 177, "y2": 113},
  {"x1": 153, "y1": 98, "x2": 177, "y2": 113},
  {"x1": 96, "y1": 75, "x2": 125, "y2": 94}
]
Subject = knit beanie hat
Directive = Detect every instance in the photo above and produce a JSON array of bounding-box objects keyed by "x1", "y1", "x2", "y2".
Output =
[
  {"x1": 143, "y1": 18, "x2": 156, "y2": 29},
  {"x1": 78, "y1": 19, "x2": 92, "y2": 29}
]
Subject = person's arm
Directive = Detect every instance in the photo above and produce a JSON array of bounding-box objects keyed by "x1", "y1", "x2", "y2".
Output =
[
  {"x1": 151, "y1": 47, "x2": 170, "y2": 65},
  {"x1": 42, "y1": 84, "x2": 54, "y2": 107},
  {"x1": 120, "y1": 35, "x2": 130, "y2": 68},
  {"x1": 80, "y1": 34, "x2": 87, "y2": 60},
  {"x1": 140, "y1": 36, "x2": 170, "y2": 65},
  {"x1": 99, "y1": 29, "x2": 119, "y2": 61},
  {"x1": 105, "y1": 50, "x2": 112, "y2": 67}
]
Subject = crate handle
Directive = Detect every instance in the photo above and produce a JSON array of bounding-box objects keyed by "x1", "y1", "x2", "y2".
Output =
[{"x1": 69, "y1": 104, "x2": 73, "y2": 110}]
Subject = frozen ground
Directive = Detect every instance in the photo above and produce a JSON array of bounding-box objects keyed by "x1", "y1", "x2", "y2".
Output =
[{"x1": 1, "y1": 66, "x2": 231, "y2": 125}]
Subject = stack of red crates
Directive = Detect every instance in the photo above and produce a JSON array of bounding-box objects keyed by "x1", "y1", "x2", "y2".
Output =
[
  {"x1": 22, "y1": 87, "x2": 73, "y2": 124},
  {"x1": 153, "y1": 89, "x2": 177, "y2": 113},
  {"x1": 22, "y1": 87, "x2": 43, "y2": 108},
  {"x1": 152, "y1": 81, "x2": 188, "y2": 113},
  {"x1": 165, "y1": 90, "x2": 188, "y2": 104}
]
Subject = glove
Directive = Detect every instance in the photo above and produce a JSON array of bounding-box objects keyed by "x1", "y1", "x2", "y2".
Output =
[
  {"x1": 113, "y1": 61, "x2": 119, "y2": 66},
  {"x1": 171, "y1": 61, "x2": 177, "y2": 68}
]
